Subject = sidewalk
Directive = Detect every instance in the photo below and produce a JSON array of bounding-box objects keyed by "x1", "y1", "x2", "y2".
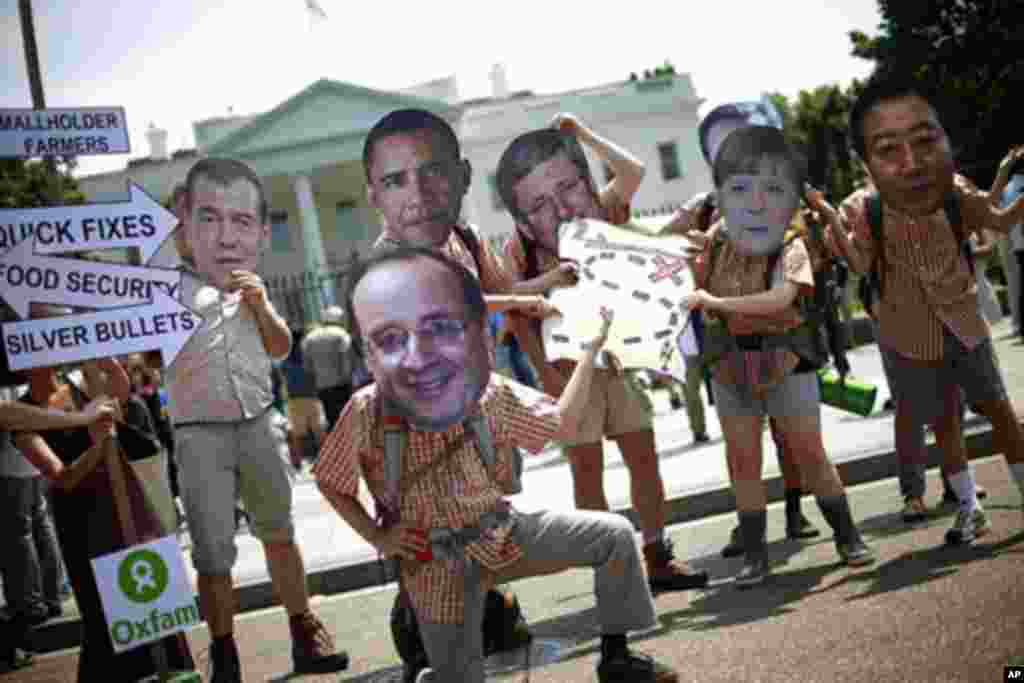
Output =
[
  {"x1": 13, "y1": 457, "x2": 1023, "y2": 682},
  {"x1": 9, "y1": 318, "x2": 1024, "y2": 680}
]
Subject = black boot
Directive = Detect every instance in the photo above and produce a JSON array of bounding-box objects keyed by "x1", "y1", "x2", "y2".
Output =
[
  {"x1": 735, "y1": 510, "x2": 769, "y2": 588},
  {"x1": 721, "y1": 518, "x2": 744, "y2": 558},
  {"x1": 816, "y1": 495, "x2": 874, "y2": 567},
  {"x1": 208, "y1": 635, "x2": 242, "y2": 683},
  {"x1": 785, "y1": 488, "x2": 820, "y2": 540}
]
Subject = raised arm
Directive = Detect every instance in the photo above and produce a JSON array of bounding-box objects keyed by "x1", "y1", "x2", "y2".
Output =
[
  {"x1": 232, "y1": 270, "x2": 292, "y2": 360},
  {"x1": 551, "y1": 308, "x2": 612, "y2": 442},
  {"x1": 553, "y1": 113, "x2": 645, "y2": 208},
  {"x1": 989, "y1": 145, "x2": 1024, "y2": 206}
]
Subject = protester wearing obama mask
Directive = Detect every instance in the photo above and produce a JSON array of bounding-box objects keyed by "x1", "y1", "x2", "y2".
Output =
[
  {"x1": 314, "y1": 247, "x2": 678, "y2": 683},
  {"x1": 364, "y1": 108, "x2": 566, "y2": 320},
  {"x1": 682, "y1": 126, "x2": 874, "y2": 587},
  {"x1": 167, "y1": 158, "x2": 348, "y2": 681}
]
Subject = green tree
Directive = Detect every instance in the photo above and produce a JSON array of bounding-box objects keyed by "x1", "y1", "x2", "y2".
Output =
[
  {"x1": 767, "y1": 84, "x2": 866, "y2": 203},
  {"x1": 849, "y1": 0, "x2": 1024, "y2": 187},
  {"x1": 0, "y1": 157, "x2": 85, "y2": 209}
]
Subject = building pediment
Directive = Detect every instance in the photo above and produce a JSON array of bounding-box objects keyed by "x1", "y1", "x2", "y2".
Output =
[{"x1": 203, "y1": 78, "x2": 454, "y2": 159}]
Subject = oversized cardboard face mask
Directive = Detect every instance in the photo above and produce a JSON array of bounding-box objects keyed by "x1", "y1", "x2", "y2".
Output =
[{"x1": 717, "y1": 158, "x2": 799, "y2": 256}]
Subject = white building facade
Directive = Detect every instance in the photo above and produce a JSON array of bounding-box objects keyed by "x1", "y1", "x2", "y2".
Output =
[{"x1": 77, "y1": 72, "x2": 709, "y2": 327}]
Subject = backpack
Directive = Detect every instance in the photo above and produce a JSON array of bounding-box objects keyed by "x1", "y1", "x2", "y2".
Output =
[
  {"x1": 374, "y1": 396, "x2": 531, "y2": 682},
  {"x1": 857, "y1": 191, "x2": 972, "y2": 315},
  {"x1": 700, "y1": 225, "x2": 832, "y2": 372},
  {"x1": 453, "y1": 223, "x2": 485, "y2": 280}
]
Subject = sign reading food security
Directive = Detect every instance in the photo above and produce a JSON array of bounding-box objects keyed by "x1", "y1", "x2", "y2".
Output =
[
  {"x1": 91, "y1": 536, "x2": 200, "y2": 653},
  {"x1": 0, "y1": 182, "x2": 200, "y2": 371},
  {"x1": 0, "y1": 107, "x2": 130, "y2": 157}
]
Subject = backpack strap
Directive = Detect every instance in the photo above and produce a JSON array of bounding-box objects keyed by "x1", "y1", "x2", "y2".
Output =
[
  {"x1": 452, "y1": 223, "x2": 484, "y2": 279},
  {"x1": 377, "y1": 396, "x2": 506, "y2": 522},
  {"x1": 865, "y1": 192, "x2": 886, "y2": 300},
  {"x1": 943, "y1": 193, "x2": 975, "y2": 276}
]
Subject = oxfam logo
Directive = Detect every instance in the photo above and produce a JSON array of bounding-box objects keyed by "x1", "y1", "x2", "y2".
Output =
[{"x1": 117, "y1": 549, "x2": 169, "y2": 604}]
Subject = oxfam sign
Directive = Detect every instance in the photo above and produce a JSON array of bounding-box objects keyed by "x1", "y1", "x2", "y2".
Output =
[
  {"x1": 118, "y1": 549, "x2": 169, "y2": 603},
  {"x1": 92, "y1": 536, "x2": 199, "y2": 653}
]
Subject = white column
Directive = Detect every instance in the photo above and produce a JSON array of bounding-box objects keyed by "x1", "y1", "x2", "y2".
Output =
[{"x1": 291, "y1": 173, "x2": 333, "y2": 323}]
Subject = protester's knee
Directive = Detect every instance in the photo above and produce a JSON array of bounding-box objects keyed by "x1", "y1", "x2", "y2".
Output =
[{"x1": 192, "y1": 540, "x2": 237, "y2": 576}]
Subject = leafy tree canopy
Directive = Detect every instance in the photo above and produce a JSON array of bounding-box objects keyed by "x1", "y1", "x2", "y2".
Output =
[
  {"x1": 849, "y1": 0, "x2": 1024, "y2": 187},
  {"x1": 0, "y1": 157, "x2": 85, "y2": 209}
]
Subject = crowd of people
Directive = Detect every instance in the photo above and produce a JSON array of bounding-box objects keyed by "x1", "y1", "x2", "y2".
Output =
[{"x1": 2, "y1": 66, "x2": 1024, "y2": 683}]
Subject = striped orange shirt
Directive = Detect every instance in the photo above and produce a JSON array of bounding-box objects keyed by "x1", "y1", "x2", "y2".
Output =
[
  {"x1": 838, "y1": 177, "x2": 1000, "y2": 361},
  {"x1": 313, "y1": 373, "x2": 559, "y2": 623}
]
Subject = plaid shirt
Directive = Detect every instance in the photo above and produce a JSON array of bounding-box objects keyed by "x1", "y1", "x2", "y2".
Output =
[
  {"x1": 838, "y1": 176, "x2": 1000, "y2": 361},
  {"x1": 694, "y1": 230, "x2": 814, "y2": 390},
  {"x1": 313, "y1": 374, "x2": 559, "y2": 623}
]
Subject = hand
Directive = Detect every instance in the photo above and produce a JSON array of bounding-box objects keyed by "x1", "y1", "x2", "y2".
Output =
[
  {"x1": 518, "y1": 297, "x2": 562, "y2": 319},
  {"x1": 584, "y1": 306, "x2": 614, "y2": 353},
  {"x1": 545, "y1": 262, "x2": 580, "y2": 290},
  {"x1": 804, "y1": 185, "x2": 839, "y2": 224},
  {"x1": 551, "y1": 112, "x2": 583, "y2": 134},
  {"x1": 228, "y1": 271, "x2": 268, "y2": 308},
  {"x1": 372, "y1": 523, "x2": 430, "y2": 561},
  {"x1": 79, "y1": 397, "x2": 117, "y2": 425},
  {"x1": 681, "y1": 289, "x2": 715, "y2": 311},
  {"x1": 997, "y1": 145, "x2": 1024, "y2": 176}
]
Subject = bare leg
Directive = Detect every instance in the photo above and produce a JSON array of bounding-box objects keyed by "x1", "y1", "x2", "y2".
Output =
[{"x1": 565, "y1": 442, "x2": 609, "y2": 511}]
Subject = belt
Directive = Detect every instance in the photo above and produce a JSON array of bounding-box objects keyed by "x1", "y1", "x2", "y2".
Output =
[
  {"x1": 426, "y1": 507, "x2": 515, "y2": 561},
  {"x1": 173, "y1": 404, "x2": 272, "y2": 429}
]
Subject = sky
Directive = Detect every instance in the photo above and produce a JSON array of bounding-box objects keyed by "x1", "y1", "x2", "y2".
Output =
[{"x1": 2, "y1": 0, "x2": 883, "y2": 179}]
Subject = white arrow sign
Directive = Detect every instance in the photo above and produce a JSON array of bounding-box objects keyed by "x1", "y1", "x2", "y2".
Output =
[
  {"x1": 0, "y1": 107, "x2": 130, "y2": 158},
  {"x1": 1, "y1": 291, "x2": 200, "y2": 371},
  {"x1": 0, "y1": 237, "x2": 182, "y2": 319},
  {"x1": 0, "y1": 182, "x2": 178, "y2": 264}
]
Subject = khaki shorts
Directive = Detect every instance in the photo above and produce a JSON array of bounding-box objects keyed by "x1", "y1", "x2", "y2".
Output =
[
  {"x1": 174, "y1": 410, "x2": 295, "y2": 575},
  {"x1": 565, "y1": 368, "x2": 654, "y2": 446},
  {"x1": 288, "y1": 397, "x2": 326, "y2": 436}
]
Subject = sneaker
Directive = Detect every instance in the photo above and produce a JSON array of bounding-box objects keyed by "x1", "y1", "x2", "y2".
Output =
[
  {"x1": 290, "y1": 611, "x2": 349, "y2": 674},
  {"x1": 721, "y1": 525, "x2": 745, "y2": 558},
  {"x1": 901, "y1": 497, "x2": 929, "y2": 523},
  {"x1": 941, "y1": 485, "x2": 989, "y2": 509},
  {"x1": 693, "y1": 431, "x2": 710, "y2": 444},
  {"x1": 414, "y1": 668, "x2": 435, "y2": 683},
  {"x1": 597, "y1": 649, "x2": 678, "y2": 683},
  {"x1": 837, "y1": 539, "x2": 876, "y2": 567},
  {"x1": 208, "y1": 636, "x2": 242, "y2": 683},
  {"x1": 945, "y1": 507, "x2": 992, "y2": 546},
  {"x1": 643, "y1": 538, "x2": 709, "y2": 592},
  {"x1": 734, "y1": 556, "x2": 770, "y2": 589}
]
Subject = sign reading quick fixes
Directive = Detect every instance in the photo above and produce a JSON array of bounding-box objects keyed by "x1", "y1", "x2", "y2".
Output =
[{"x1": 91, "y1": 536, "x2": 199, "y2": 653}]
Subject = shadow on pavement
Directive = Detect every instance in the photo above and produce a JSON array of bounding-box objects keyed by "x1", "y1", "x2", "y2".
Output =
[{"x1": 843, "y1": 529, "x2": 1024, "y2": 603}]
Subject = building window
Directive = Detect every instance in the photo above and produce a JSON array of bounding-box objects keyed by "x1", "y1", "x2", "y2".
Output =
[
  {"x1": 487, "y1": 173, "x2": 504, "y2": 210},
  {"x1": 270, "y1": 210, "x2": 291, "y2": 252},
  {"x1": 658, "y1": 142, "x2": 681, "y2": 181}
]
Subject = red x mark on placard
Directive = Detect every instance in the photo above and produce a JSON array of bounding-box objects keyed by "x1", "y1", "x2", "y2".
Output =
[{"x1": 649, "y1": 255, "x2": 687, "y2": 283}]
